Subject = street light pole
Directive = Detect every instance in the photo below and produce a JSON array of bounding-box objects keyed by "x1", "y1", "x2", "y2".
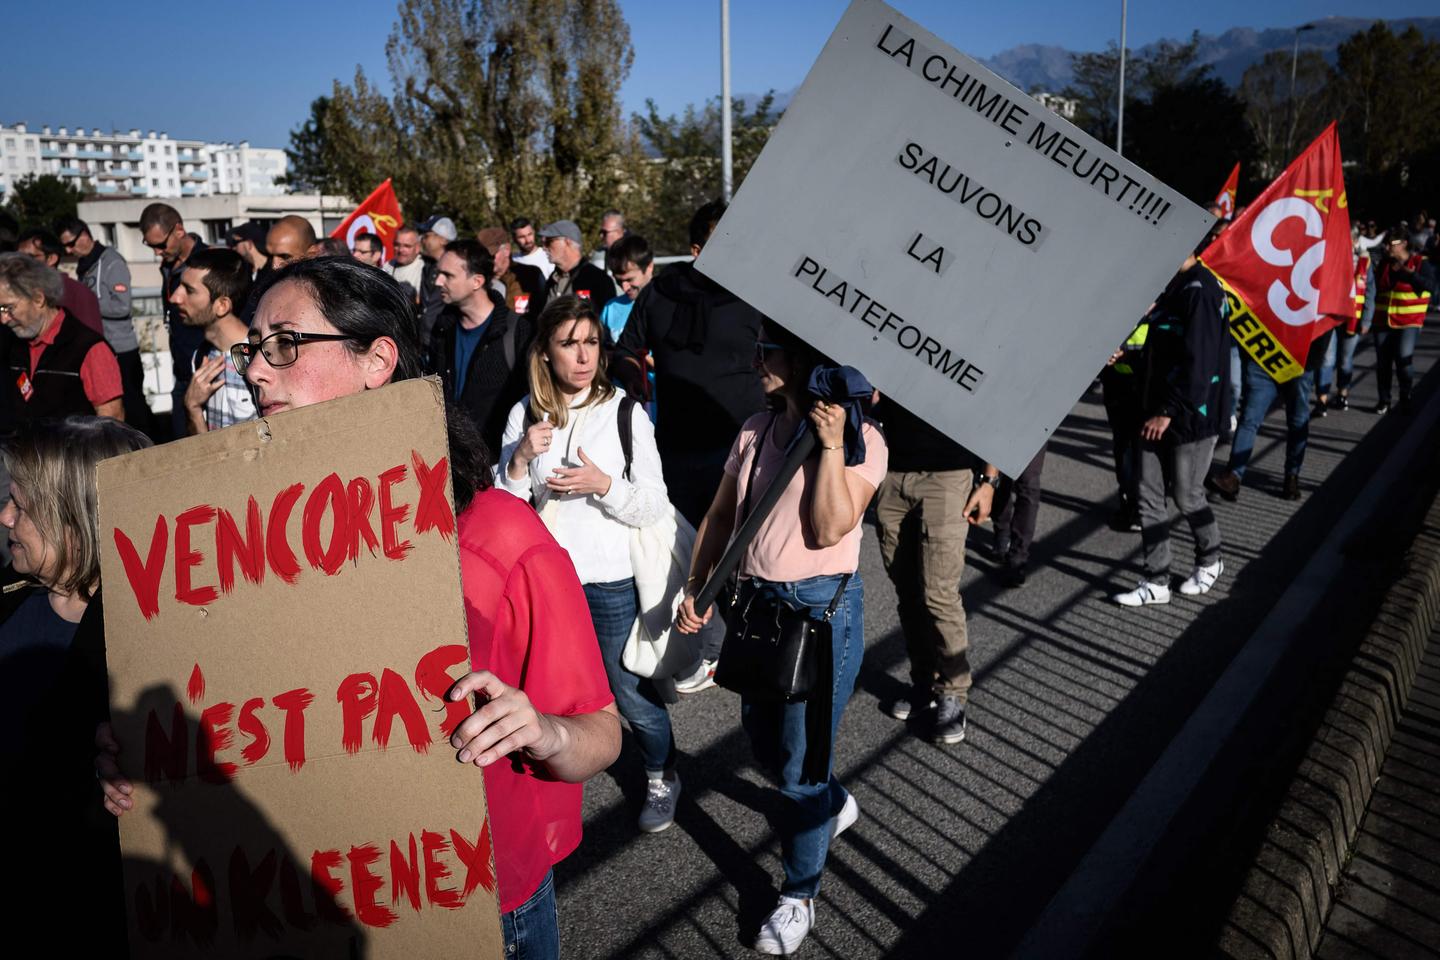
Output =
[
  {"x1": 1285, "y1": 23, "x2": 1316, "y2": 163},
  {"x1": 1116, "y1": 0, "x2": 1127, "y2": 156},
  {"x1": 721, "y1": 0, "x2": 734, "y2": 202}
]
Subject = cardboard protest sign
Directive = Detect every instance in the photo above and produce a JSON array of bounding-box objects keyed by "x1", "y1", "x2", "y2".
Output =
[
  {"x1": 696, "y1": 0, "x2": 1214, "y2": 475},
  {"x1": 98, "y1": 378, "x2": 503, "y2": 959}
]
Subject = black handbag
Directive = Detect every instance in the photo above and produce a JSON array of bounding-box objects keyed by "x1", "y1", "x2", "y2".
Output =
[
  {"x1": 715, "y1": 575, "x2": 850, "y2": 703},
  {"x1": 714, "y1": 415, "x2": 850, "y2": 703}
]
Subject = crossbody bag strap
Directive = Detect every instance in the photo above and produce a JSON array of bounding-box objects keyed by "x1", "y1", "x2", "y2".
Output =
[
  {"x1": 821, "y1": 572, "x2": 852, "y2": 622},
  {"x1": 739, "y1": 414, "x2": 777, "y2": 524}
]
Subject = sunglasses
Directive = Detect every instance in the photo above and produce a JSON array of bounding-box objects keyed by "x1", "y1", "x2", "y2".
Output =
[
  {"x1": 230, "y1": 330, "x2": 355, "y2": 375},
  {"x1": 754, "y1": 341, "x2": 784, "y2": 363}
]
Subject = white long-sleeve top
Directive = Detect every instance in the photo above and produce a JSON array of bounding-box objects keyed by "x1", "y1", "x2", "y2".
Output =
[{"x1": 496, "y1": 389, "x2": 669, "y2": 584}]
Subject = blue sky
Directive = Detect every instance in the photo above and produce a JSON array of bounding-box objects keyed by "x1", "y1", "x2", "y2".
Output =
[{"x1": 1, "y1": 1, "x2": 1428, "y2": 150}]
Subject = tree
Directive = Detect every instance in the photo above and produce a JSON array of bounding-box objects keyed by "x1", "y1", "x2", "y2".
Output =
[
  {"x1": 1124, "y1": 75, "x2": 1259, "y2": 205},
  {"x1": 1064, "y1": 32, "x2": 1203, "y2": 148},
  {"x1": 316, "y1": 0, "x2": 642, "y2": 238},
  {"x1": 281, "y1": 96, "x2": 342, "y2": 194},
  {"x1": 1330, "y1": 23, "x2": 1440, "y2": 176},
  {"x1": 630, "y1": 93, "x2": 778, "y2": 254},
  {"x1": 1238, "y1": 50, "x2": 1333, "y2": 179},
  {"x1": 1, "y1": 174, "x2": 84, "y2": 232}
]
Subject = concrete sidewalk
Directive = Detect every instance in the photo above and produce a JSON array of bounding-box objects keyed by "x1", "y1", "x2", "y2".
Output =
[
  {"x1": 1315, "y1": 625, "x2": 1440, "y2": 960},
  {"x1": 558, "y1": 324, "x2": 1440, "y2": 959}
]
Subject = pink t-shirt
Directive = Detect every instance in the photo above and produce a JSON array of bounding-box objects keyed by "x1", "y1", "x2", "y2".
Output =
[{"x1": 724, "y1": 413, "x2": 888, "y2": 582}]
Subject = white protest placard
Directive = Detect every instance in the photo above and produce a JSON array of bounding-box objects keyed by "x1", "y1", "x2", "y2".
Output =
[{"x1": 696, "y1": 0, "x2": 1215, "y2": 475}]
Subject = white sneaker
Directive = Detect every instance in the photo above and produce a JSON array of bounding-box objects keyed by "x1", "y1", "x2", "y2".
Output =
[
  {"x1": 755, "y1": 895, "x2": 815, "y2": 955},
  {"x1": 1179, "y1": 559, "x2": 1224, "y2": 596},
  {"x1": 675, "y1": 658, "x2": 717, "y2": 694},
  {"x1": 1113, "y1": 580, "x2": 1171, "y2": 607},
  {"x1": 638, "y1": 771, "x2": 680, "y2": 833},
  {"x1": 831, "y1": 792, "x2": 859, "y2": 841}
]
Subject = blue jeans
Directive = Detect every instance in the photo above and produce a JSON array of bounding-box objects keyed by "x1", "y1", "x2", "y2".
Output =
[
  {"x1": 1313, "y1": 329, "x2": 1337, "y2": 396},
  {"x1": 501, "y1": 869, "x2": 559, "y2": 960},
  {"x1": 1228, "y1": 354, "x2": 1312, "y2": 479},
  {"x1": 738, "y1": 573, "x2": 864, "y2": 900},
  {"x1": 1374, "y1": 326, "x2": 1419, "y2": 403},
  {"x1": 583, "y1": 578, "x2": 676, "y2": 777},
  {"x1": 1228, "y1": 342, "x2": 1243, "y2": 425},
  {"x1": 1335, "y1": 326, "x2": 1367, "y2": 393}
]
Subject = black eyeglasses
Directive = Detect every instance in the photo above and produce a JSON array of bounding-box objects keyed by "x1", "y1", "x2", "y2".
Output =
[
  {"x1": 231, "y1": 330, "x2": 355, "y2": 375},
  {"x1": 144, "y1": 233, "x2": 173, "y2": 251},
  {"x1": 61, "y1": 235, "x2": 84, "y2": 250}
]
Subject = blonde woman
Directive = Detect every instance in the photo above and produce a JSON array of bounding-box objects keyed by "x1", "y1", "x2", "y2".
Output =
[
  {"x1": 497, "y1": 294, "x2": 682, "y2": 833},
  {"x1": 2, "y1": 416, "x2": 152, "y2": 945}
]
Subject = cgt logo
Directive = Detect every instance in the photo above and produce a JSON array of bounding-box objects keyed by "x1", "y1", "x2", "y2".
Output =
[{"x1": 1250, "y1": 197, "x2": 1328, "y2": 327}]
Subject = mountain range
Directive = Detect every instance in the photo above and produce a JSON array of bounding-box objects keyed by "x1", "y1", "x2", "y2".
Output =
[{"x1": 742, "y1": 16, "x2": 1440, "y2": 114}]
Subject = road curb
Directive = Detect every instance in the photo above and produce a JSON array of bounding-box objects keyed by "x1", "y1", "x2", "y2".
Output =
[{"x1": 1215, "y1": 494, "x2": 1440, "y2": 959}]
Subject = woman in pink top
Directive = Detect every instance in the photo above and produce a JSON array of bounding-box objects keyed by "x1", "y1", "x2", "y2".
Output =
[{"x1": 676, "y1": 320, "x2": 887, "y2": 956}]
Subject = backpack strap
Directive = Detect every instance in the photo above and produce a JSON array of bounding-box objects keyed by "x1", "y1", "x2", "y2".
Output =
[
  {"x1": 502, "y1": 316, "x2": 518, "y2": 371},
  {"x1": 616, "y1": 394, "x2": 637, "y2": 481}
]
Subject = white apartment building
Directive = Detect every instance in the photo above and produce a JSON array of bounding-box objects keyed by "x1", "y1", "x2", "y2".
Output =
[
  {"x1": 1032, "y1": 92, "x2": 1080, "y2": 121},
  {"x1": 0, "y1": 122, "x2": 287, "y2": 201}
]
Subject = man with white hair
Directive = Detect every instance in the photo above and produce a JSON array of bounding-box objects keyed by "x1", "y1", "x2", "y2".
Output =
[{"x1": 0, "y1": 253, "x2": 124, "y2": 426}]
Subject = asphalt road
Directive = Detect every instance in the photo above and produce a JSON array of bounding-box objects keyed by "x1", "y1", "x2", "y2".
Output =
[{"x1": 557, "y1": 325, "x2": 1439, "y2": 960}]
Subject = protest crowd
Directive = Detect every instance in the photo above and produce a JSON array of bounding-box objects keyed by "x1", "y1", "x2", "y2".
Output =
[{"x1": 1, "y1": 160, "x2": 1437, "y2": 957}]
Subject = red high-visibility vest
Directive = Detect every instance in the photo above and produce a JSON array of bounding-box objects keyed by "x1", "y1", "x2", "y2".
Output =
[{"x1": 1376, "y1": 254, "x2": 1432, "y2": 330}]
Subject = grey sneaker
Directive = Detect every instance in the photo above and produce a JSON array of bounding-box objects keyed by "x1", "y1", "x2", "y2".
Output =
[
  {"x1": 638, "y1": 772, "x2": 680, "y2": 833},
  {"x1": 931, "y1": 694, "x2": 967, "y2": 744},
  {"x1": 888, "y1": 685, "x2": 934, "y2": 721}
]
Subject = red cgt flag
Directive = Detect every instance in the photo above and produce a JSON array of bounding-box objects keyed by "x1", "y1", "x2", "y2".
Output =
[
  {"x1": 1200, "y1": 123, "x2": 1351, "y2": 383},
  {"x1": 1213, "y1": 162, "x2": 1239, "y2": 220},
  {"x1": 331, "y1": 178, "x2": 404, "y2": 261}
]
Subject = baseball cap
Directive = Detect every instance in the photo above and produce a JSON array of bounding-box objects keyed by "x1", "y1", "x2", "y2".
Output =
[
  {"x1": 419, "y1": 216, "x2": 458, "y2": 242},
  {"x1": 539, "y1": 220, "x2": 581, "y2": 245}
]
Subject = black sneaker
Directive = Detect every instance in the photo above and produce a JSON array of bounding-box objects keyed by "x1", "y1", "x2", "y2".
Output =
[
  {"x1": 1312, "y1": 401, "x2": 1328, "y2": 419},
  {"x1": 1375, "y1": 401, "x2": 1391, "y2": 415},
  {"x1": 931, "y1": 694, "x2": 967, "y2": 744},
  {"x1": 1334, "y1": 394, "x2": 1349, "y2": 411},
  {"x1": 888, "y1": 685, "x2": 934, "y2": 721},
  {"x1": 999, "y1": 564, "x2": 1027, "y2": 588},
  {"x1": 1400, "y1": 396, "x2": 1414, "y2": 415}
]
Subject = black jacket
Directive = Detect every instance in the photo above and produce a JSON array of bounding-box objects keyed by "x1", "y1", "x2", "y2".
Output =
[
  {"x1": 1138, "y1": 264, "x2": 1230, "y2": 444},
  {"x1": 0, "y1": 576, "x2": 123, "y2": 942},
  {"x1": 617, "y1": 261, "x2": 765, "y2": 455},
  {"x1": 546, "y1": 260, "x2": 617, "y2": 308},
  {"x1": 426, "y1": 296, "x2": 535, "y2": 454}
]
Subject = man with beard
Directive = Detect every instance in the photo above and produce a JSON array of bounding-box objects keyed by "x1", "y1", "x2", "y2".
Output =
[
  {"x1": 168, "y1": 249, "x2": 256, "y2": 434},
  {"x1": 511, "y1": 217, "x2": 553, "y2": 279}
]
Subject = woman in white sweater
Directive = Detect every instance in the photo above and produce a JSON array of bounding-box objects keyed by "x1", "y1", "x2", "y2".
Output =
[{"x1": 497, "y1": 294, "x2": 681, "y2": 832}]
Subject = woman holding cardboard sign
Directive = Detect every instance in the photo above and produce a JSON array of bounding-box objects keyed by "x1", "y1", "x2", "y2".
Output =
[
  {"x1": 96, "y1": 257, "x2": 620, "y2": 960},
  {"x1": 676, "y1": 320, "x2": 887, "y2": 956},
  {"x1": 2, "y1": 416, "x2": 151, "y2": 946},
  {"x1": 497, "y1": 294, "x2": 690, "y2": 835}
]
